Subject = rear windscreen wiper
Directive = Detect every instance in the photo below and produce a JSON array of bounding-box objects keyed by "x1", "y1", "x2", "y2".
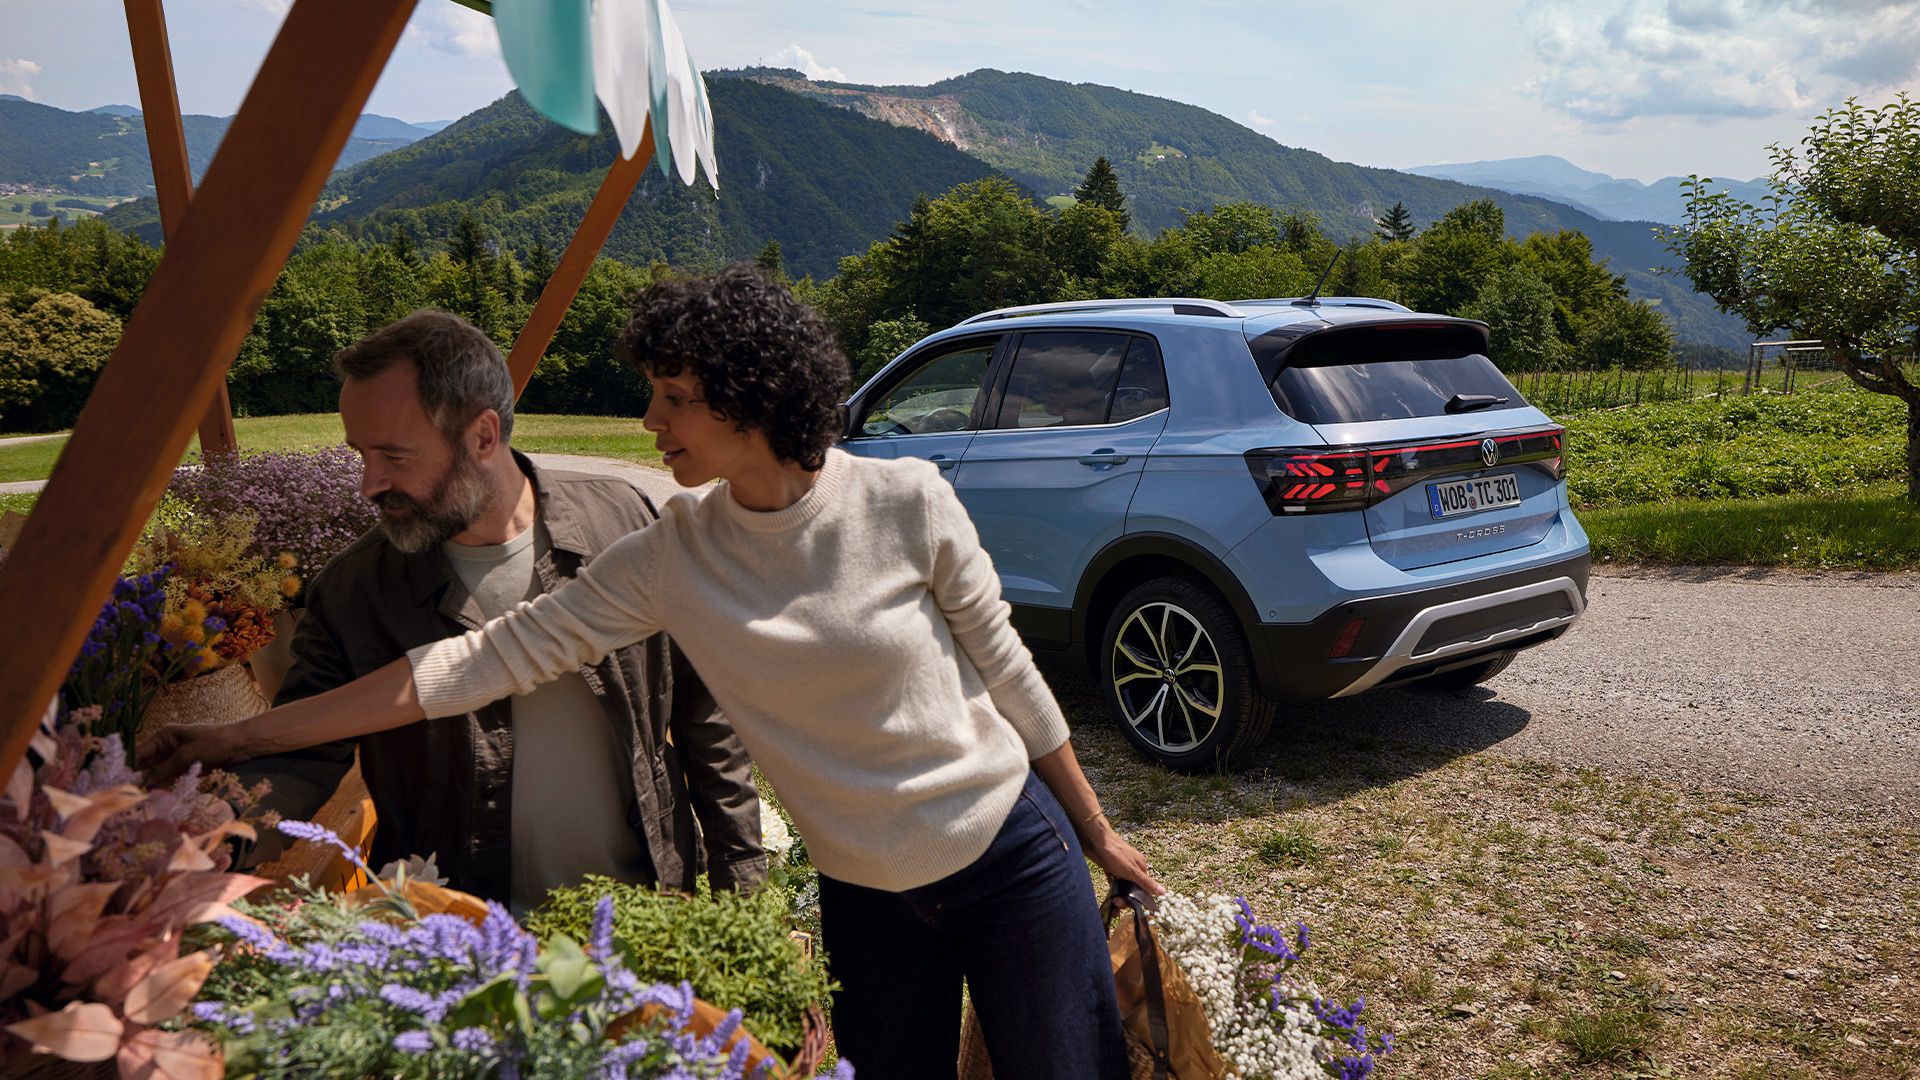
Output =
[{"x1": 1445, "y1": 393, "x2": 1509, "y2": 413}]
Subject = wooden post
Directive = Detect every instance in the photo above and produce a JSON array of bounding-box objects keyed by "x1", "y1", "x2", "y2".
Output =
[
  {"x1": 506, "y1": 123, "x2": 656, "y2": 393},
  {"x1": 124, "y1": 0, "x2": 238, "y2": 457},
  {"x1": 0, "y1": 0, "x2": 417, "y2": 773}
]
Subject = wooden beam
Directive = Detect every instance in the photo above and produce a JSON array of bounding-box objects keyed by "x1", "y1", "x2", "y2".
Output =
[
  {"x1": 506, "y1": 123, "x2": 655, "y2": 394},
  {"x1": 0, "y1": 0, "x2": 417, "y2": 774},
  {"x1": 124, "y1": 0, "x2": 238, "y2": 457}
]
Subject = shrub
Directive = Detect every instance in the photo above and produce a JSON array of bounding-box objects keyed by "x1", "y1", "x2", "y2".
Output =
[{"x1": 527, "y1": 877, "x2": 832, "y2": 1057}]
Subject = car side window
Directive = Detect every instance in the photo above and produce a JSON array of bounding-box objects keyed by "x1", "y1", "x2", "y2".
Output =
[
  {"x1": 856, "y1": 341, "x2": 997, "y2": 437},
  {"x1": 991, "y1": 332, "x2": 1131, "y2": 430},
  {"x1": 1108, "y1": 337, "x2": 1170, "y2": 422}
]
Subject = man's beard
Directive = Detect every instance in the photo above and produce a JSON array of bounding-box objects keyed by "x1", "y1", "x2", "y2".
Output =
[{"x1": 374, "y1": 444, "x2": 494, "y2": 554}]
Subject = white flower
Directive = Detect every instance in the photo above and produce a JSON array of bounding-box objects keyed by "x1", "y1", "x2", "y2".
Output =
[
  {"x1": 1151, "y1": 891, "x2": 1331, "y2": 1080},
  {"x1": 377, "y1": 852, "x2": 448, "y2": 888},
  {"x1": 759, "y1": 796, "x2": 793, "y2": 859}
]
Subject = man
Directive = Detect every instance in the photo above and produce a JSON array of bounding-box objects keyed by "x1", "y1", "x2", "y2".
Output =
[{"x1": 237, "y1": 309, "x2": 764, "y2": 910}]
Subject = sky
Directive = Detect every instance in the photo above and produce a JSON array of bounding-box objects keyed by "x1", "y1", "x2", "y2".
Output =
[{"x1": 3, "y1": 0, "x2": 1918, "y2": 183}]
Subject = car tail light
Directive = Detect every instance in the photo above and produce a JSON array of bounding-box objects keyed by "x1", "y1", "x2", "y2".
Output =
[
  {"x1": 1246, "y1": 425, "x2": 1566, "y2": 515},
  {"x1": 1329, "y1": 618, "x2": 1366, "y2": 658},
  {"x1": 1244, "y1": 448, "x2": 1375, "y2": 514}
]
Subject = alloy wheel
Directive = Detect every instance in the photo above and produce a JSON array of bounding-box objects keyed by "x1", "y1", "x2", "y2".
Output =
[{"x1": 1109, "y1": 601, "x2": 1225, "y2": 754}]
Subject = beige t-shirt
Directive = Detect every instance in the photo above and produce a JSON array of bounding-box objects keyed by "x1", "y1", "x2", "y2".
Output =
[{"x1": 442, "y1": 522, "x2": 649, "y2": 914}]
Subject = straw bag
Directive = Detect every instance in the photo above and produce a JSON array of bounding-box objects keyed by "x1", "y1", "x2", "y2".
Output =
[
  {"x1": 958, "y1": 881, "x2": 1224, "y2": 1080},
  {"x1": 136, "y1": 662, "x2": 270, "y2": 738}
]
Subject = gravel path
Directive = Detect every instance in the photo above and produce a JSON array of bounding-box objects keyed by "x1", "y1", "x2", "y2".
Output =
[{"x1": 1287, "y1": 563, "x2": 1920, "y2": 812}]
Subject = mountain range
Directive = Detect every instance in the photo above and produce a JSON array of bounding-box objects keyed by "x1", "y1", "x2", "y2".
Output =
[
  {"x1": 3, "y1": 75, "x2": 1749, "y2": 346},
  {"x1": 0, "y1": 97, "x2": 440, "y2": 196},
  {"x1": 1407, "y1": 155, "x2": 1771, "y2": 225}
]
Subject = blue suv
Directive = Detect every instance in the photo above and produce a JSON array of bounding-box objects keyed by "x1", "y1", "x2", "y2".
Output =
[{"x1": 842, "y1": 297, "x2": 1590, "y2": 769}]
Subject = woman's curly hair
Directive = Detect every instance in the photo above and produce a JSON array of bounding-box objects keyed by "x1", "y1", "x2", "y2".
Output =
[{"x1": 618, "y1": 265, "x2": 849, "y2": 471}]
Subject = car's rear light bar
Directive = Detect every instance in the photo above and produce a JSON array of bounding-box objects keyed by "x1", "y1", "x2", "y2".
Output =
[{"x1": 1246, "y1": 425, "x2": 1564, "y2": 515}]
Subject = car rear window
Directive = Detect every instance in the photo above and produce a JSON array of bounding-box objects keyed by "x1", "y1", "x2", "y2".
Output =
[{"x1": 1257, "y1": 326, "x2": 1529, "y2": 424}]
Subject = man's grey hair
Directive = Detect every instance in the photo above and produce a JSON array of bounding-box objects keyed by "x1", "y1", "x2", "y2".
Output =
[{"x1": 333, "y1": 309, "x2": 516, "y2": 443}]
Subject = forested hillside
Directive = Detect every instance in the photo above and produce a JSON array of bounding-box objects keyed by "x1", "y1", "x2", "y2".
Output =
[{"x1": 304, "y1": 80, "x2": 1000, "y2": 282}]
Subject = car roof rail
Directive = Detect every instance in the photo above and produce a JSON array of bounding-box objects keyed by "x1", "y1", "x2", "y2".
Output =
[
  {"x1": 1233, "y1": 296, "x2": 1413, "y2": 313},
  {"x1": 957, "y1": 297, "x2": 1247, "y2": 325}
]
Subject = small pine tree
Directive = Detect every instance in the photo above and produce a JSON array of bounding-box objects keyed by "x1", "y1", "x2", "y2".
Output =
[
  {"x1": 755, "y1": 239, "x2": 785, "y2": 279},
  {"x1": 524, "y1": 241, "x2": 556, "y2": 302},
  {"x1": 448, "y1": 214, "x2": 491, "y2": 271},
  {"x1": 1073, "y1": 157, "x2": 1130, "y2": 231},
  {"x1": 1375, "y1": 201, "x2": 1416, "y2": 242},
  {"x1": 389, "y1": 228, "x2": 421, "y2": 268}
]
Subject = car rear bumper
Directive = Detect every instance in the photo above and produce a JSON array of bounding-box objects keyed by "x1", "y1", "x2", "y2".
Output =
[{"x1": 1249, "y1": 550, "x2": 1590, "y2": 701}]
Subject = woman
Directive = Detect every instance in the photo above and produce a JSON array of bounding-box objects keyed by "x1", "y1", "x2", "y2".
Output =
[{"x1": 145, "y1": 266, "x2": 1160, "y2": 1078}]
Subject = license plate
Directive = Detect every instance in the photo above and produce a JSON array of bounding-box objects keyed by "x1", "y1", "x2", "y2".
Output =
[{"x1": 1428, "y1": 473, "x2": 1520, "y2": 518}]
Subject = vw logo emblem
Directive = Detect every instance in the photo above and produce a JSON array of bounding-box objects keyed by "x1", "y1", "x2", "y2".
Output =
[{"x1": 1480, "y1": 438, "x2": 1499, "y2": 468}]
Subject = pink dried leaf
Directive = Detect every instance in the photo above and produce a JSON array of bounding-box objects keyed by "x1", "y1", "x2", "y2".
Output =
[
  {"x1": 143, "y1": 872, "x2": 271, "y2": 934},
  {"x1": 46, "y1": 881, "x2": 121, "y2": 960},
  {"x1": 122, "y1": 950, "x2": 215, "y2": 1026},
  {"x1": 117, "y1": 1027, "x2": 224, "y2": 1080},
  {"x1": 60, "y1": 917, "x2": 151, "y2": 987},
  {"x1": 0, "y1": 958, "x2": 37, "y2": 1001},
  {"x1": 54, "y1": 786, "x2": 149, "y2": 845},
  {"x1": 40, "y1": 830, "x2": 93, "y2": 868},
  {"x1": 41, "y1": 787, "x2": 89, "y2": 820},
  {"x1": 165, "y1": 844, "x2": 214, "y2": 874},
  {"x1": 6, "y1": 759, "x2": 32, "y2": 822},
  {"x1": 5, "y1": 1000, "x2": 124, "y2": 1062},
  {"x1": 90, "y1": 939, "x2": 176, "y2": 1007}
]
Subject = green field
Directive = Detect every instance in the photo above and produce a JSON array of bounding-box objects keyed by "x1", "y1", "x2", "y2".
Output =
[
  {"x1": 0, "y1": 413, "x2": 660, "y2": 484},
  {"x1": 0, "y1": 193, "x2": 134, "y2": 228}
]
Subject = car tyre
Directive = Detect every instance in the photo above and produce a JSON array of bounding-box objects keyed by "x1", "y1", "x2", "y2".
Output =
[
  {"x1": 1411, "y1": 651, "x2": 1516, "y2": 691},
  {"x1": 1099, "y1": 577, "x2": 1273, "y2": 771}
]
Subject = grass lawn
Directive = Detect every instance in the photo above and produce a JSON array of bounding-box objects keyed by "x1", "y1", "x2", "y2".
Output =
[
  {"x1": 1580, "y1": 482, "x2": 1920, "y2": 570},
  {"x1": 0, "y1": 413, "x2": 660, "y2": 483},
  {"x1": 1049, "y1": 670, "x2": 1920, "y2": 1079}
]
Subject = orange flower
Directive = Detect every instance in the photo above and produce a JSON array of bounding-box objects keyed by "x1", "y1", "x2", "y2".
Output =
[
  {"x1": 276, "y1": 552, "x2": 298, "y2": 571},
  {"x1": 280, "y1": 574, "x2": 302, "y2": 598}
]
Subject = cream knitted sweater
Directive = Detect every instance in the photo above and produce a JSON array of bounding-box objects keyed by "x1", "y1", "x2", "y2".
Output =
[{"x1": 408, "y1": 448, "x2": 1071, "y2": 892}]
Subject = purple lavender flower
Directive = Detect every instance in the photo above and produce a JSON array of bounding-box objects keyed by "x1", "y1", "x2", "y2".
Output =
[
  {"x1": 276, "y1": 819, "x2": 373, "y2": 875},
  {"x1": 168, "y1": 446, "x2": 378, "y2": 595},
  {"x1": 392, "y1": 1030, "x2": 434, "y2": 1054},
  {"x1": 451, "y1": 1026, "x2": 497, "y2": 1056}
]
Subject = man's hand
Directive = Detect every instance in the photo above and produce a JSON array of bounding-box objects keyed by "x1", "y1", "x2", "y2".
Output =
[
  {"x1": 1081, "y1": 823, "x2": 1166, "y2": 897},
  {"x1": 138, "y1": 723, "x2": 245, "y2": 787}
]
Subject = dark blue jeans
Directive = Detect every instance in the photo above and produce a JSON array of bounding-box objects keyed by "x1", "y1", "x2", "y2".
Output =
[{"x1": 818, "y1": 771, "x2": 1128, "y2": 1080}]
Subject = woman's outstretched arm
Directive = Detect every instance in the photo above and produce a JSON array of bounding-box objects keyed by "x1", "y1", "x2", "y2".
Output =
[
  {"x1": 140, "y1": 655, "x2": 421, "y2": 783},
  {"x1": 1032, "y1": 741, "x2": 1165, "y2": 895}
]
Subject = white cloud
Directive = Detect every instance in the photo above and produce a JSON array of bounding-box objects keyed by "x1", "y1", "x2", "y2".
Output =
[
  {"x1": 1522, "y1": 0, "x2": 1920, "y2": 123},
  {"x1": 236, "y1": 0, "x2": 289, "y2": 15},
  {"x1": 766, "y1": 44, "x2": 847, "y2": 83},
  {"x1": 404, "y1": 5, "x2": 499, "y2": 59},
  {"x1": 1246, "y1": 109, "x2": 1274, "y2": 129},
  {"x1": 0, "y1": 57, "x2": 42, "y2": 98}
]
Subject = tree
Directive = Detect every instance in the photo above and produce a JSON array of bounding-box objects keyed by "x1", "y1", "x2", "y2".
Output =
[
  {"x1": 755, "y1": 239, "x2": 785, "y2": 280},
  {"x1": 853, "y1": 313, "x2": 932, "y2": 383},
  {"x1": 523, "y1": 240, "x2": 556, "y2": 303},
  {"x1": 1401, "y1": 199, "x2": 1511, "y2": 315},
  {"x1": 1073, "y1": 157, "x2": 1130, "y2": 231},
  {"x1": 1178, "y1": 203, "x2": 1278, "y2": 258},
  {"x1": 1460, "y1": 262, "x2": 1564, "y2": 371},
  {"x1": 1668, "y1": 94, "x2": 1920, "y2": 503},
  {"x1": 0, "y1": 291, "x2": 123, "y2": 432},
  {"x1": 1574, "y1": 297, "x2": 1674, "y2": 370},
  {"x1": 1375, "y1": 201, "x2": 1416, "y2": 242}
]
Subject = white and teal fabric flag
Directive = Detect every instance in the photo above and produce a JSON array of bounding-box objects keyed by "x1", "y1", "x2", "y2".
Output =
[{"x1": 491, "y1": 0, "x2": 716, "y2": 188}]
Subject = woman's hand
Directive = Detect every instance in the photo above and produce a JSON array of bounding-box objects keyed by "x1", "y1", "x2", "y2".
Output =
[
  {"x1": 138, "y1": 722, "x2": 249, "y2": 787},
  {"x1": 1081, "y1": 821, "x2": 1165, "y2": 897}
]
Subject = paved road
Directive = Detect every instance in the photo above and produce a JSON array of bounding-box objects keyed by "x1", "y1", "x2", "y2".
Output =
[{"x1": 1283, "y1": 564, "x2": 1920, "y2": 810}]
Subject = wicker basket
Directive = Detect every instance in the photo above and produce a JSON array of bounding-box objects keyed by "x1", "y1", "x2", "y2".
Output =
[{"x1": 137, "y1": 661, "x2": 270, "y2": 739}]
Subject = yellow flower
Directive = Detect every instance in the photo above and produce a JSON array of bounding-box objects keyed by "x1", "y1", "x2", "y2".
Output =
[
  {"x1": 183, "y1": 623, "x2": 205, "y2": 646},
  {"x1": 280, "y1": 574, "x2": 302, "y2": 598},
  {"x1": 276, "y1": 552, "x2": 298, "y2": 571},
  {"x1": 180, "y1": 598, "x2": 208, "y2": 625}
]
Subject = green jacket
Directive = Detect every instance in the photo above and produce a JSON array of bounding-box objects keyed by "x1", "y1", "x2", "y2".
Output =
[{"x1": 236, "y1": 451, "x2": 766, "y2": 901}]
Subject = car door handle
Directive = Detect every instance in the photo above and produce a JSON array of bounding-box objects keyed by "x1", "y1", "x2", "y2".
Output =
[
  {"x1": 927, "y1": 454, "x2": 959, "y2": 470},
  {"x1": 1078, "y1": 450, "x2": 1130, "y2": 466}
]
